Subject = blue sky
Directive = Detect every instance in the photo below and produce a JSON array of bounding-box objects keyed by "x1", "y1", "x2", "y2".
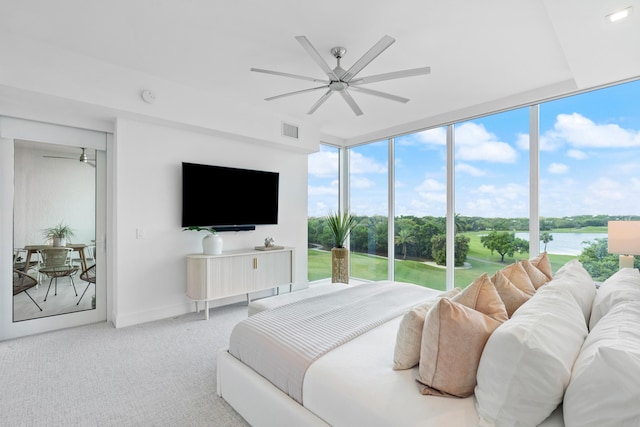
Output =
[{"x1": 309, "y1": 79, "x2": 640, "y2": 219}]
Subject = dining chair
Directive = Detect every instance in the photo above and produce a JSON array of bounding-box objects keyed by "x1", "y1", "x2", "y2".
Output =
[
  {"x1": 13, "y1": 269, "x2": 43, "y2": 311},
  {"x1": 38, "y1": 248, "x2": 78, "y2": 301},
  {"x1": 13, "y1": 248, "x2": 40, "y2": 277},
  {"x1": 77, "y1": 264, "x2": 96, "y2": 306}
]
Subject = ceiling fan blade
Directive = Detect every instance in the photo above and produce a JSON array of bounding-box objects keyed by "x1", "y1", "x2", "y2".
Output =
[
  {"x1": 307, "y1": 89, "x2": 334, "y2": 114},
  {"x1": 349, "y1": 66, "x2": 431, "y2": 85},
  {"x1": 295, "y1": 36, "x2": 339, "y2": 81},
  {"x1": 43, "y1": 155, "x2": 76, "y2": 160},
  {"x1": 250, "y1": 68, "x2": 329, "y2": 84},
  {"x1": 265, "y1": 85, "x2": 329, "y2": 101},
  {"x1": 349, "y1": 86, "x2": 409, "y2": 103},
  {"x1": 339, "y1": 90, "x2": 364, "y2": 116},
  {"x1": 341, "y1": 35, "x2": 395, "y2": 82}
]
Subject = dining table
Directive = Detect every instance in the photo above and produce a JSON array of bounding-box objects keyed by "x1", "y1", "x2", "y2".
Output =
[{"x1": 21, "y1": 244, "x2": 89, "y2": 273}]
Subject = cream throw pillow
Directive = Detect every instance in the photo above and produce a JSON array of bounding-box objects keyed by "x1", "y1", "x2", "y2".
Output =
[
  {"x1": 452, "y1": 272, "x2": 508, "y2": 322},
  {"x1": 393, "y1": 287, "x2": 461, "y2": 370},
  {"x1": 492, "y1": 270, "x2": 532, "y2": 317},
  {"x1": 530, "y1": 251, "x2": 553, "y2": 280},
  {"x1": 521, "y1": 259, "x2": 549, "y2": 289},
  {"x1": 416, "y1": 299, "x2": 502, "y2": 397},
  {"x1": 491, "y1": 262, "x2": 536, "y2": 296}
]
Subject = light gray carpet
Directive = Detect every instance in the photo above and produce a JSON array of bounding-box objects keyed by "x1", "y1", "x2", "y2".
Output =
[{"x1": 0, "y1": 303, "x2": 251, "y2": 426}]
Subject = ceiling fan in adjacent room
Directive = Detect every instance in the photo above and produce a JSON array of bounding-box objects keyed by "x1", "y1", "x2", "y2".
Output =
[
  {"x1": 43, "y1": 147, "x2": 96, "y2": 167},
  {"x1": 251, "y1": 35, "x2": 431, "y2": 116}
]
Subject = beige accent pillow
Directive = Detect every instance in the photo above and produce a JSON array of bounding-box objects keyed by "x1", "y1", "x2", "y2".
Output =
[
  {"x1": 491, "y1": 262, "x2": 536, "y2": 296},
  {"x1": 521, "y1": 259, "x2": 549, "y2": 289},
  {"x1": 492, "y1": 270, "x2": 532, "y2": 317},
  {"x1": 530, "y1": 251, "x2": 553, "y2": 280},
  {"x1": 393, "y1": 288, "x2": 462, "y2": 370},
  {"x1": 452, "y1": 272, "x2": 508, "y2": 322},
  {"x1": 417, "y1": 299, "x2": 502, "y2": 397}
]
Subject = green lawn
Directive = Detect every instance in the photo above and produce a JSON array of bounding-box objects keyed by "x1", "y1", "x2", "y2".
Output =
[{"x1": 308, "y1": 231, "x2": 578, "y2": 290}]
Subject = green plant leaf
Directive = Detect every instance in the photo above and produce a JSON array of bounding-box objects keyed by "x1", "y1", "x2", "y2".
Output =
[
  {"x1": 326, "y1": 211, "x2": 359, "y2": 248},
  {"x1": 183, "y1": 226, "x2": 217, "y2": 234}
]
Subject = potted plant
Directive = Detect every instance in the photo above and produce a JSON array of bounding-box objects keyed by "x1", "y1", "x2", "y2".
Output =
[
  {"x1": 183, "y1": 226, "x2": 223, "y2": 255},
  {"x1": 42, "y1": 222, "x2": 75, "y2": 247},
  {"x1": 326, "y1": 211, "x2": 360, "y2": 283}
]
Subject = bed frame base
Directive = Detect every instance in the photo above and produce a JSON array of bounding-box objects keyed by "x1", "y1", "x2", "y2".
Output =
[{"x1": 217, "y1": 349, "x2": 329, "y2": 427}]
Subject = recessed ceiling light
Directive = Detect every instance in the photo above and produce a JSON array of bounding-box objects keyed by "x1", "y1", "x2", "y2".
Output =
[{"x1": 606, "y1": 6, "x2": 633, "y2": 22}]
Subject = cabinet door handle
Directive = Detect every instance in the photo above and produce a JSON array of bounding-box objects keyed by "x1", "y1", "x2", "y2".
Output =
[{"x1": 253, "y1": 258, "x2": 257, "y2": 269}]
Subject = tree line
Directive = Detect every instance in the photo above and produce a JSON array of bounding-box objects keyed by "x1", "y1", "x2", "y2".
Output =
[{"x1": 309, "y1": 214, "x2": 636, "y2": 272}]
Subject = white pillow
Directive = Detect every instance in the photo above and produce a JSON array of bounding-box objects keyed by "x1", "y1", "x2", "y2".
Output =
[
  {"x1": 546, "y1": 259, "x2": 596, "y2": 326},
  {"x1": 475, "y1": 284, "x2": 588, "y2": 427},
  {"x1": 589, "y1": 267, "x2": 640, "y2": 330},
  {"x1": 564, "y1": 301, "x2": 640, "y2": 427}
]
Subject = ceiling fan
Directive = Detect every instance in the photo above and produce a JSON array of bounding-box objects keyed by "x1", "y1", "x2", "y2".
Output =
[
  {"x1": 43, "y1": 147, "x2": 96, "y2": 167},
  {"x1": 251, "y1": 35, "x2": 430, "y2": 116}
]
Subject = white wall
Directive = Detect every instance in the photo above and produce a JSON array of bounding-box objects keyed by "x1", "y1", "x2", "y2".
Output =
[
  {"x1": 112, "y1": 118, "x2": 309, "y2": 327},
  {"x1": 0, "y1": 32, "x2": 316, "y2": 334},
  {"x1": 13, "y1": 143, "x2": 96, "y2": 248}
]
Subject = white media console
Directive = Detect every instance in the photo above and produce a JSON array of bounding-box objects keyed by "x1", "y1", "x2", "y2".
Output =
[{"x1": 186, "y1": 247, "x2": 295, "y2": 319}]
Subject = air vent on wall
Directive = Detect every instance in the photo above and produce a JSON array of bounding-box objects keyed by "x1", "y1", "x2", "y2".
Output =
[{"x1": 281, "y1": 122, "x2": 299, "y2": 139}]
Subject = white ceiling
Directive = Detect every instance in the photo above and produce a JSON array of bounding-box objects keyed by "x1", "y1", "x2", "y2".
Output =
[{"x1": 2, "y1": 0, "x2": 639, "y2": 144}]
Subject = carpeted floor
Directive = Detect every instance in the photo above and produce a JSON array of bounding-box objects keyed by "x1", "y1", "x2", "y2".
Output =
[{"x1": 0, "y1": 303, "x2": 251, "y2": 426}]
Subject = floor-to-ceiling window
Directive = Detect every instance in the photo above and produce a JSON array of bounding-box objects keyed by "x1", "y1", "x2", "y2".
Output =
[
  {"x1": 393, "y1": 128, "x2": 447, "y2": 290},
  {"x1": 308, "y1": 78, "x2": 640, "y2": 286},
  {"x1": 349, "y1": 140, "x2": 389, "y2": 281},
  {"x1": 539, "y1": 79, "x2": 640, "y2": 280},
  {"x1": 308, "y1": 144, "x2": 340, "y2": 282},
  {"x1": 454, "y1": 108, "x2": 530, "y2": 287}
]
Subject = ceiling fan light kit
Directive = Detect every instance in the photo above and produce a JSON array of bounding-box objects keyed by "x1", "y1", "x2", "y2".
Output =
[{"x1": 251, "y1": 35, "x2": 431, "y2": 116}]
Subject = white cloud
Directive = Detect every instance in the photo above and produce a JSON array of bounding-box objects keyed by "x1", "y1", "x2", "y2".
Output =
[
  {"x1": 516, "y1": 133, "x2": 529, "y2": 150},
  {"x1": 566, "y1": 149, "x2": 588, "y2": 160},
  {"x1": 543, "y1": 112, "x2": 640, "y2": 149},
  {"x1": 587, "y1": 177, "x2": 625, "y2": 201},
  {"x1": 548, "y1": 163, "x2": 569, "y2": 174},
  {"x1": 308, "y1": 180, "x2": 338, "y2": 196},
  {"x1": 416, "y1": 178, "x2": 445, "y2": 192},
  {"x1": 455, "y1": 122, "x2": 517, "y2": 163},
  {"x1": 461, "y1": 182, "x2": 528, "y2": 217},
  {"x1": 415, "y1": 127, "x2": 447, "y2": 145},
  {"x1": 350, "y1": 151, "x2": 387, "y2": 174},
  {"x1": 350, "y1": 176, "x2": 376, "y2": 189},
  {"x1": 456, "y1": 162, "x2": 486, "y2": 176},
  {"x1": 308, "y1": 150, "x2": 338, "y2": 178}
]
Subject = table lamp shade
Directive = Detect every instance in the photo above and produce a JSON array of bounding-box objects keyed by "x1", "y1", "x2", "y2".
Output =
[
  {"x1": 608, "y1": 221, "x2": 640, "y2": 269},
  {"x1": 608, "y1": 221, "x2": 640, "y2": 255}
]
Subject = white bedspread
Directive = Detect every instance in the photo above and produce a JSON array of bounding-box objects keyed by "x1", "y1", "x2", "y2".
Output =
[
  {"x1": 303, "y1": 315, "x2": 565, "y2": 427},
  {"x1": 229, "y1": 281, "x2": 438, "y2": 404}
]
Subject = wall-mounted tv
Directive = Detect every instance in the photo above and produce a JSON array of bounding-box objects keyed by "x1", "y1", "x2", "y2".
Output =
[{"x1": 182, "y1": 162, "x2": 279, "y2": 230}]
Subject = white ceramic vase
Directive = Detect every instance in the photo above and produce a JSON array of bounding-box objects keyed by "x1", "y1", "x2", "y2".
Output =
[
  {"x1": 53, "y1": 237, "x2": 67, "y2": 247},
  {"x1": 203, "y1": 233, "x2": 223, "y2": 255}
]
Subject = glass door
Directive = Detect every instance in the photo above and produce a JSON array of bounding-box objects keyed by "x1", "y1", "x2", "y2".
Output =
[{"x1": 0, "y1": 118, "x2": 107, "y2": 340}]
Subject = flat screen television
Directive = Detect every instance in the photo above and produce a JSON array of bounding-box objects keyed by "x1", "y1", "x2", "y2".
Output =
[{"x1": 181, "y1": 162, "x2": 279, "y2": 229}]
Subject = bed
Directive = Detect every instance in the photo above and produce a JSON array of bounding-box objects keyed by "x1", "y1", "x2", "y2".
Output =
[{"x1": 217, "y1": 259, "x2": 640, "y2": 427}]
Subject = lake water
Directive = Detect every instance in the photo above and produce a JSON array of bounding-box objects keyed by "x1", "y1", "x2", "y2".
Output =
[{"x1": 515, "y1": 232, "x2": 606, "y2": 256}]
